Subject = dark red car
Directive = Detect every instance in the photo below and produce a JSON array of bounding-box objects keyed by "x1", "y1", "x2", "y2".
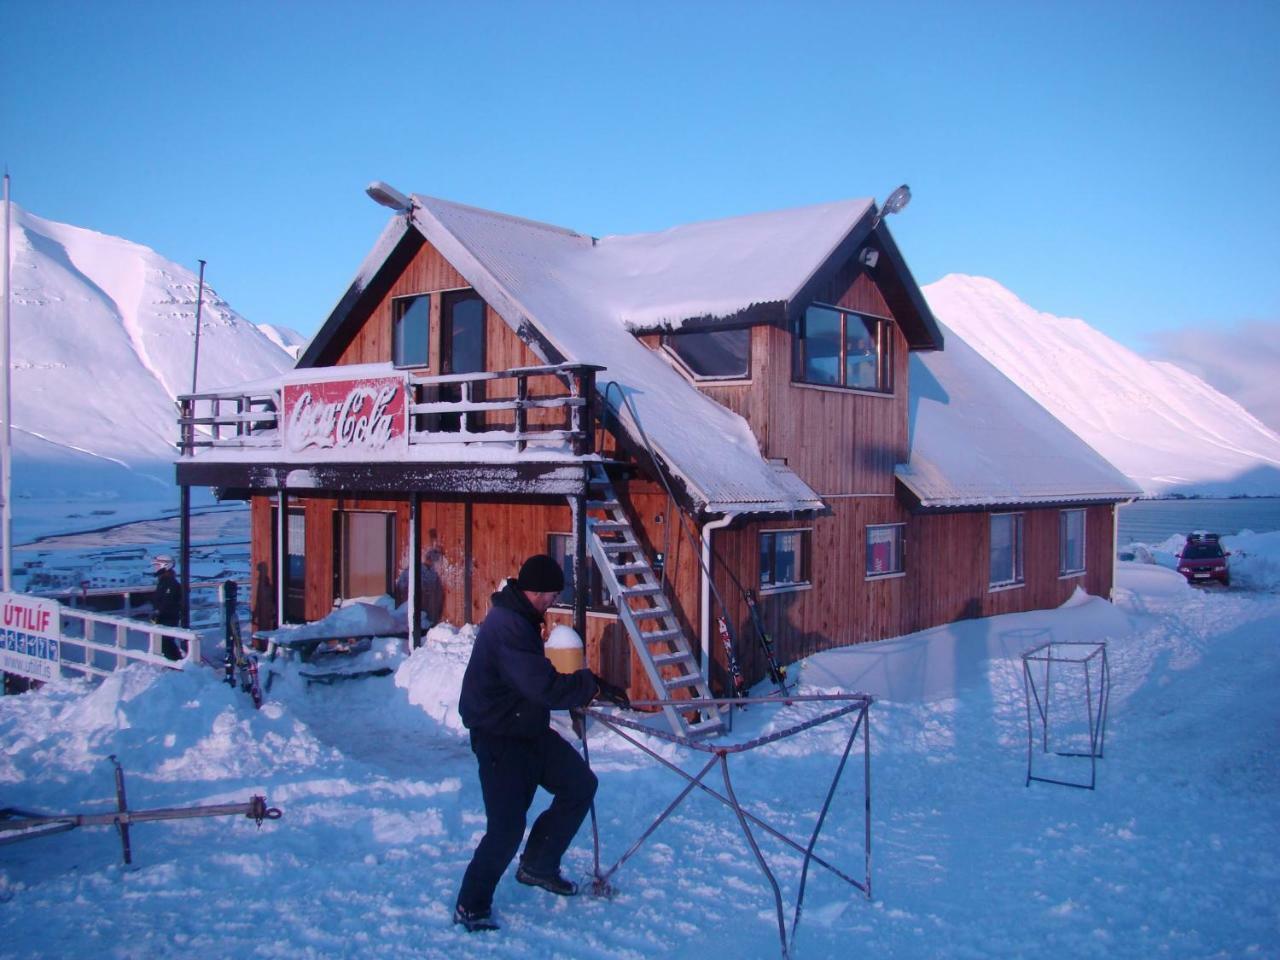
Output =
[{"x1": 1176, "y1": 533, "x2": 1230, "y2": 587}]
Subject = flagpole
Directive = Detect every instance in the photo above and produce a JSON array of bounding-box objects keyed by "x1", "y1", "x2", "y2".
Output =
[
  {"x1": 2, "y1": 171, "x2": 12, "y2": 592},
  {"x1": 190, "y1": 258, "x2": 206, "y2": 394}
]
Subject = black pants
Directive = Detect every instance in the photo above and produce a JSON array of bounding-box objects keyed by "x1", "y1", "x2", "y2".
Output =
[
  {"x1": 457, "y1": 726, "x2": 597, "y2": 914},
  {"x1": 157, "y1": 617, "x2": 183, "y2": 661}
]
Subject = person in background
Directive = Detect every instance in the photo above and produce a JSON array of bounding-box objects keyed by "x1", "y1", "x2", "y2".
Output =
[
  {"x1": 151, "y1": 555, "x2": 184, "y2": 661},
  {"x1": 396, "y1": 547, "x2": 445, "y2": 628},
  {"x1": 453, "y1": 554, "x2": 630, "y2": 933}
]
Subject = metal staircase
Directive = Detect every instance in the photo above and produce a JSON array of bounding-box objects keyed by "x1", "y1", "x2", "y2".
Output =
[{"x1": 580, "y1": 462, "x2": 723, "y2": 739}]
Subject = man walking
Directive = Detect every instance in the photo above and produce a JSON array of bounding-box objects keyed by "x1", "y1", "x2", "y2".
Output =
[{"x1": 454, "y1": 554, "x2": 629, "y2": 933}]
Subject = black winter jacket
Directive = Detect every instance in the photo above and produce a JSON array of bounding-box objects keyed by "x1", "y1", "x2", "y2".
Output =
[
  {"x1": 459, "y1": 582, "x2": 597, "y2": 739},
  {"x1": 153, "y1": 569, "x2": 182, "y2": 627}
]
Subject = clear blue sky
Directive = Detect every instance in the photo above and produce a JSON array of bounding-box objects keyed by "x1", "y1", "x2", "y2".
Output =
[{"x1": 3, "y1": 0, "x2": 1277, "y2": 350}]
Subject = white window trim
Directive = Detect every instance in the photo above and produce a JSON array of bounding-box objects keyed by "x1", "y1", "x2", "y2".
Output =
[
  {"x1": 794, "y1": 302, "x2": 895, "y2": 394},
  {"x1": 759, "y1": 526, "x2": 813, "y2": 593},
  {"x1": 758, "y1": 581, "x2": 813, "y2": 597},
  {"x1": 865, "y1": 522, "x2": 907, "y2": 580},
  {"x1": 988, "y1": 512, "x2": 1025, "y2": 590},
  {"x1": 1059, "y1": 508, "x2": 1088, "y2": 577},
  {"x1": 988, "y1": 581, "x2": 1026, "y2": 594},
  {"x1": 547, "y1": 530, "x2": 615, "y2": 613},
  {"x1": 660, "y1": 330, "x2": 753, "y2": 384}
]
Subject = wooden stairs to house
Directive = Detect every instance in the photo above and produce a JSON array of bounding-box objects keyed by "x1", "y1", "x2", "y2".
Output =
[{"x1": 581, "y1": 462, "x2": 724, "y2": 740}]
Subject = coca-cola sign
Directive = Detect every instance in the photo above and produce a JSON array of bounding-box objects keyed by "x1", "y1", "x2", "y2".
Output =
[{"x1": 282, "y1": 376, "x2": 407, "y2": 454}]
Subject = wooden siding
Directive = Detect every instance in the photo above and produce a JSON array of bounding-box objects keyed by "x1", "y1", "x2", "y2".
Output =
[
  {"x1": 702, "y1": 502, "x2": 1117, "y2": 690},
  {"x1": 334, "y1": 239, "x2": 467, "y2": 368},
  {"x1": 251, "y1": 492, "x2": 1118, "y2": 698}
]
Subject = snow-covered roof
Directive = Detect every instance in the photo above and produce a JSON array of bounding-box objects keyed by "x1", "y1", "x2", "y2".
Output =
[
  {"x1": 402, "y1": 195, "x2": 841, "y2": 514},
  {"x1": 898, "y1": 320, "x2": 1141, "y2": 507}
]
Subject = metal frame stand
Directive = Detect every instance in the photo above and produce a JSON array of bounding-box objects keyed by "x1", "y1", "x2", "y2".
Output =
[
  {"x1": 1022, "y1": 641, "x2": 1110, "y2": 789},
  {"x1": 581, "y1": 693, "x2": 872, "y2": 959},
  {"x1": 0, "y1": 756, "x2": 281, "y2": 863}
]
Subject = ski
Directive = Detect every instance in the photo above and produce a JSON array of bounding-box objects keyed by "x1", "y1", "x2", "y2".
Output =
[
  {"x1": 716, "y1": 615, "x2": 748, "y2": 700},
  {"x1": 223, "y1": 580, "x2": 263, "y2": 709},
  {"x1": 745, "y1": 589, "x2": 789, "y2": 693}
]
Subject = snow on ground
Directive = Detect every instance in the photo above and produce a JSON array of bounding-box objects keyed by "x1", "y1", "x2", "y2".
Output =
[{"x1": 2, "y1": 563, "x2": 1279, "y2": 958}]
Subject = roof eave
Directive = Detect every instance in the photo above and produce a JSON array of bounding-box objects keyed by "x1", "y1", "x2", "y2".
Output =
[
  {"x1": 871, "y1": 221, "x2": 945, "y2": 351},
  {"x1": 297, "y1": 215, "x2": 419, "y2": 369},
  {"x1": 781, "y1": 206, "x2": 944, "y2": 352}
]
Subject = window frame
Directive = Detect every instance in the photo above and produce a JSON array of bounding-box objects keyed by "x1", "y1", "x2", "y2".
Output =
[
  {"x1": 1059, "y1": 508, "x2": 1087, "y2": 577},
  {"x1": 391, "y1": 293, "x2": 431, "y2": 369},
  {"x1": 661, "y1": 325, "x2": 753, "y2": 382},
  {"x1": 988, "y1": 512, "x2": 1026, "y2": 591},
  {"x1": 865, "y1": 523, "x2": 907, "y2": 580},
  {"x1": 547, "y1": 533, "x2": 616, "y2": 614},
  {"x1": 268, "y1": 505, "x2": 307, "y2": 624},
  {"x1": 758, "y1": 527, "x2": 812, "y2": 595},
  {"x1": 793, "y1": 302, "x2": 894, "y2": 394},
  {"x1": 334, "y1": 510, "x2": 396, "y2": 601}
]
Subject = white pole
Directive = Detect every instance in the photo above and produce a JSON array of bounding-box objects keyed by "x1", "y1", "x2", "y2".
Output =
[
  {"x1": 2, "y1": 171, "x2": 12, "y2": 592},
  {"x1": 190, "y1": 259, "x2": 206, "y2": 394}
]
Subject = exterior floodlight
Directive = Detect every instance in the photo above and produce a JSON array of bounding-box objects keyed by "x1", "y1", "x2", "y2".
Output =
[
  {"x1": 366, "y1": 181, "x2": 414, "y2": 213},
  {"x1": 882, "y1": 184, "x2": 911, "y2": 216},
  {"x1": 872, "y1": 184, "x2": 911, "y2": 229}
]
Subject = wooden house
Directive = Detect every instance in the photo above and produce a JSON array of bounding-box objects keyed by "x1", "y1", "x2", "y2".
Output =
[{"x1": 174, "y1": 187, "x2": 1138, "y2": 735}]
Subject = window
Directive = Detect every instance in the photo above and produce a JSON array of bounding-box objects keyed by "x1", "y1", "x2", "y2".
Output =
[
  {"x1": 441, "y1": 290, "x2": 485, "y2": 375},
  {"x1": 392, "y1": 294, "x2": 430, "y2": 368},
  {"x1": 866, "y1": 524, "x2": 906, "y2": 578},
  {"x1": 547, "y1": 534, "x2": 614, "y2": 611},
  {"x1": 336, "y1": 511, "x2": 395, "y2": 600},
  {"x1": 759, "y1": 529, "x2": 811, "y2": 592},
  {"x1": 989, "y1": 513, "x2": 1025, "y2": 589},
  {"x1": 794, "y1": 303, "x2": 892, "y2": 392},
  {"x1": 663, "y1": 327, "x2": 751, "y2": 380},
  {"x1": 1060, "y1": 509, "x2": 1086, "y2": 576}
]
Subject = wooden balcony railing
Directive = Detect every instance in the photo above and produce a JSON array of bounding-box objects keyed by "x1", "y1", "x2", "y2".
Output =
[{"x1": 177, "y1": 362, "x2": 603, "y2": 458}]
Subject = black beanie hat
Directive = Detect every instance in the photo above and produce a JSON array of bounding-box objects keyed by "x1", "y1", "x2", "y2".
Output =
[{"x1": 516, "y1": 554, "x2": 565, "y2": 593}]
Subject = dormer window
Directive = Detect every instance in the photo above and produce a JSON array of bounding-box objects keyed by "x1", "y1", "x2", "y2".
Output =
[
  {"x1": 794, "y1": 304, "x2": 892, "y2": 393},
  {"x1": 662, "y1": 327, "x2": 751, "y2": 380}
]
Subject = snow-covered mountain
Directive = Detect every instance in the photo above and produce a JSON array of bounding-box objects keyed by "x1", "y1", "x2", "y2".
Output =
[
  {"x1": 924, "y1": 274, "x2": 1280, "y2": 497},
  {"x1": 5, "y1": 206, "x2": 296, "y2": 530},
  {"x1": 256, "y1": 322, "x2": 309, "y2": 360}
]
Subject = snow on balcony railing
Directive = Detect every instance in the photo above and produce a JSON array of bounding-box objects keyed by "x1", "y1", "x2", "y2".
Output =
[{"x1": 176, "y1": 362, "x2": 604, "y2": 458}]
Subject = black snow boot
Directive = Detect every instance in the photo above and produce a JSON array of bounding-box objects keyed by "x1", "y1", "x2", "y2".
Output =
[
  {"x1": 453, "y1": 905, "x2": 499, "y2": 933},
  {"x1": 515, "y1": 864, "x2": 579, "y2": 896}
]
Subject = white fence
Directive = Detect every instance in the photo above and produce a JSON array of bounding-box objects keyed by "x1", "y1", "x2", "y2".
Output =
[
  {"x1": 57, "y1": 608, "x2": 201, "y2": 679},
  {"x1": 2, "y1": 591, "x2": 200, "y2": 683}
]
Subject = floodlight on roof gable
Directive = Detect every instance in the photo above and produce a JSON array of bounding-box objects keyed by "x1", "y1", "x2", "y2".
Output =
[
  {"x1": 872, "y1": 184, "x2": 911, "y2": 228},
  {"x1": 365, "y1": 181, "x2": 414, "y2": 214}
]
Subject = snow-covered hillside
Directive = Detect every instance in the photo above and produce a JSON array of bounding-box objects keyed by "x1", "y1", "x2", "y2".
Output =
[
  {"x1": 924, "y1": 274, "x2": 1280, "y2": 497},
  {"x1": 5, "y1": 206, "x2": 295, "y2": 532}
]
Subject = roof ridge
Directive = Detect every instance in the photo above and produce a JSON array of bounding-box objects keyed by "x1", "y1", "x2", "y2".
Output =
[
  {"x1": 411, "y1": 194, "x2": 589, "y2": 241},
  {"x1": 596, "y1": 196, "x2": 875, "y2": 244}
]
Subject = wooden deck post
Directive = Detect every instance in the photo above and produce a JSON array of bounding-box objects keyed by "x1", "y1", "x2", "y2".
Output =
[
  {"x1": 409, "y1": 492, "x2": 421, "y2": 649},
  {"x1": 275, "y1": 485, "x2": 287, "y2": 629},
  {"x1": 179, "y1": 484, "x2": 191, "y2": 629},
  {"x1": 573, "y1": 488, "x2": 587, "y2": 642}
]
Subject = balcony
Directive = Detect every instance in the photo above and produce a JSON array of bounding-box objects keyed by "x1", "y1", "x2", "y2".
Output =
[{"x1": 174, "y1": 362, "x2": 606, "y2": 496}]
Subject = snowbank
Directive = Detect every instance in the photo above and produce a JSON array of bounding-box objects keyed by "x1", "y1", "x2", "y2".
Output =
[
  {"x1": 1120, "y1": 528, "x2": 1280, "y2": 593},
  {"x1": 3, "y1": 569, "x2": 1279, "y2": 959},
  {"x1": 393, "y1": 622, "x2": 477, "y2": 735}
]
